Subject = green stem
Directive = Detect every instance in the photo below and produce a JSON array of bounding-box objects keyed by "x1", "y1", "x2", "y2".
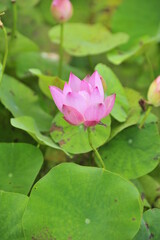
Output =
[
  {"x1": 145, "y1": 53, "x2": 154, "y2": 81},
  {"x1": 139, "y1": 106, "x2": 152, "y2": 129},
  {"x1": 0, "y1": 24, "x2": 8, "y2": 84},
  {"x1": 58, "y1": 23, "x2": 64, "y2": 78},
  {"x1": 87, "y1": 127, "x2": 106, "y2": 169},
  {"x1": 11, "y1": 0, "x2": 17, "y2": 39}
]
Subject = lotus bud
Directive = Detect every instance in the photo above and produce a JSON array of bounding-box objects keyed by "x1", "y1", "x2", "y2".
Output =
[
  {"x1": 0, "y1": 20, "x2": 3, "y2": 28},
  {"x1": 147, "y1": 76, "x2": 160, "y2": 107},
  {"x1": 51, "y1": 0, "x2": 73, "y2": 23}
]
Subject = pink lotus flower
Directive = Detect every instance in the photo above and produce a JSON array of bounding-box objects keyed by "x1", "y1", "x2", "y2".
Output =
[
  {"x1": 147, "y1": 76, "x2": 160, "y2": 107},
  {"x1": 51, "y1": 0, "x2": 73, "y2": 23},
  {"x1": 49, "y1": 71, "x2": 116, "y2": 127}
]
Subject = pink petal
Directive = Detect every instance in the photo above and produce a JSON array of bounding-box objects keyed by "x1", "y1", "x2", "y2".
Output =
[
  {"x1": 90, "y1": 87, "x2": 103, "y2": 105},
  {"x1": 84, "y1": 121, "x2": 99, "y2": 127},
  {"x1": 65, "y1": 92, "x2": 87, "y2": 114},
  {"x1": 104, "y1": 94, "x2": 116, "y2": 117},
  {"x1": 49, "y1": 86, "x2": 64, "y2": 111},
  {"x1": 84, "y1": 103, "x2": 106, "y2": 122},
  {"x1": 88, "y1": 71, "x2": 104, "y2": 99},
  {"x1": 62, "y1": 105, "x2": 84, "y2": 126},
  {"x1": 68, "y1": 72, "x2": 81, "y2": 92},
  {"x1": 83, "y1": 74, "x2": 90, "y2": 82},
  {"x1": 80, "y1": 80, "x2": 92, "y2": 94},
  {"x1": 156, "y1": 76, "x2": 160, "y2": 91},
  {"x1": 79, "y1": 91, "x2": 90, "y2": 102},
  {"x1": 63, "y1": 82, "x2": 72, "y2": 95}
]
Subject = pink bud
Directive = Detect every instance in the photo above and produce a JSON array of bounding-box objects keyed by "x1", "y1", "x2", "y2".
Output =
[
  {"x1": 0, "y1": 20, "x2": 3, "y2": 28},
  {"x1": 147, "y1": 76, "x2": 160, "y2": 107},
  {"x1": 51, "y1": 0, "x2": 73, "y2": 23},
  {"x1": 49, "y1": 71, "x2": 116, "y2": 127}
]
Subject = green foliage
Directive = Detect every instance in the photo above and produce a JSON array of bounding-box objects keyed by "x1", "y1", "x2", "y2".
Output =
[
  {"x1": 30, "y1": 68, "x2": 65, "y2": 99},
  {"x1": 0, "y1": 143, "x2": 43, "y2": 194},
  {"x1": 50, "y1": 113, "x2": 111, "y2": 154},
  {"x1": 15, "y1": 52, "x2": 86, "y2": 79},
  {"x1": 0, "y1": 29, "x2": 38, "y2": 61},
  {"x1": 0, "y1": 0, "x2": 160, "y2": 238},
  {"x1": 11, "y1": 116, "x2": 65, "y2": 153},
  {"x1": 137, "y1": 175, "x2": 160, "y2": 208},
  {"x1": 107, "y1": 0, "x2": 160, "y2": 64},
  {"x1": 49, "y1": 23, "x2": 129, "y2": 56},
  {"x1": 95, "y1": 63, "x2": 129, "y2": 122},
  {"x1": 0, "y1": 191, "x2": 28, "y2": 240},
  {"x1": 0, "y1": 74, "x2": 52, "y2": 131},
  {"x1": 134, "y1": 209, "x2": 160, "y2": 240},
  {"x1": 98, "y1": 123, "x2": 160, "y2": 179},
  {"x1": 23, "y1": 163, "x2": 142, "y2": 240},
  {"x1": 110, "y1": 88, "x2": 142, "y2": 139}
]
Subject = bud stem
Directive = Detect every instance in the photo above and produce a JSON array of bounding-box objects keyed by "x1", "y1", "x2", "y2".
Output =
[
  {"x1": 0, "y1": 24, "x2": 8, "y2": 84},
  {"x1": 58, "y1": 23, "x2": 64, "y2": 78},
  {"x1": 87, "y1": 127, "x2": 106, "y2": 169},
  {"x1": 11, "y1": 0, "x2": 17, "y2": 39},
  {"x1": 139, "y1": 105, "x2": 152, "y2": 129},
  {"x1": 145, "y1": 53, "x2": 154, "y2": 81}
]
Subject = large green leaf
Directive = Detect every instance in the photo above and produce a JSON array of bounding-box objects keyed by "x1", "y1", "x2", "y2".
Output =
[
  {"x1": 30, "y1": 68, "x2": 65, "y2": 99},
  {"x1": 0, "y1": 29, "x2": 38, "y2": 60},
  {"x1": 110, "y1": 88, "x2": 142, "y2": 139},
  {"x1": 132, "y1": 179, "x2": 151, "y2": 208},
  {"x1": 134, "y1": 209, "x2": 160, "y2": 240},
  {"x1": 95, "y1": 63, "x2": 129, "y2": 122},
  {"x1": 107, "y1": 35, "x2": 160, "y2": 65},
  {"x1": 0, "y1": 102, "x2": 35, "y2": 143},
  {"x1": 99, "y1": 123, "x2": 160, "y2": 179},
  {"x1": 107, "y1": 0, "x2": 160, "y2": 64},
  {"x1": 150, "y1": 164, "x2": 160, "y2": 184},
  {"x1": 0, "y1": 0, "x2": 40, "y2": 9},
  {"x1": 0, "y1": 191, "x2": 28, "y2": 240},
  {"x1": 0, "y1": 143, "x2": 43, "y2": 195},
  {"x1": 15, "y1": 52, "x2": 86, "y2": 79},
  {"x1": 0, "y1": 74, "x2": 52, "y2": 131},
  {"x1": 133, "y1": 218, "x2": 150, "y2": 240},
  {"x1": 50, "y1": 113, "x2": 111, "y2": 154},
  {"x1": 137, "y1": 175, "x2": 160, "y2": 208},
  {"x1": 0, "y1": 2, "x2": 7, "y2": 12},
  {"x1": 17, "y1": 0, "x2": 40, "y2": 8},
  {"x1": 49, "y1": 23, "x2": 129, "y2": 56},
  {"x1": 10, "y1": 116, "x2": 67, "y2": 154},
  {"x1": 22, "y1": 163, "x2": 142, "y2": 240}
]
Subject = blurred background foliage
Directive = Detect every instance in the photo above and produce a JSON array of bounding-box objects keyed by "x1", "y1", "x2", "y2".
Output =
[
  {"x1": 0, "y1": 2, "x2": 160, "y2": 237},
  {"x1": 0, "y1": 0, "x2": 160, "y2": 167}
]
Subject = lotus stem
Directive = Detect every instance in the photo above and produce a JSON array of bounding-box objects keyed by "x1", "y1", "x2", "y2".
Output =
[
  {"x1": 145, "y1": 53, "x2": 154, "y2": 81},
  {"x1": 87, "y1": 127, "x2": 106, "y2": 169},
  {"x1": 139, "y1": 105, "x2": 152, "y2": 129},
  {"x1": 11, "y1": 0, "x2": 17, "y2": 39},
  {"x1": 0, "y1": 22, "x2": 8, "y2": 84},
  {"x1": 58, "y1": 23, "x2": 64, "y2": 78}
]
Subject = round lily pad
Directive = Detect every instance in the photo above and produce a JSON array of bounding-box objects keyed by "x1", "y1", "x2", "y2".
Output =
[
  {"x1": 49, "y1": 23, "x2": 129, "y2": 56},
  {"x1": 50, "y1": 113, "x2": 111, "y2": 154},
  {"x1": 22, "y1": 163, "x2": 142, "y2": 240},
  {"x1": 0, "y1": 191, "x2": 28, "y2": 240},
  {"x1": 99, "y1": 123, "x2": 160, "y2": 179},
  {"x1": 0, "y1": 143, "x2": 43, "y2": 195},
  {"x1": 134, "y1": 208, "x2": 160, "y2": 240}
]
